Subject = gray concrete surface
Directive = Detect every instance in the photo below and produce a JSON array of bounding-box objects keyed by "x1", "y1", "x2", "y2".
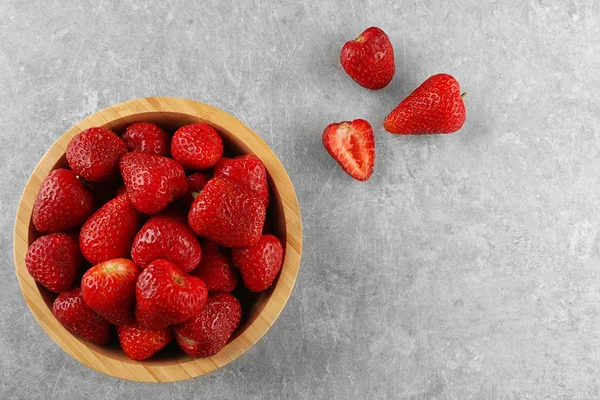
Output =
[{"x1": 1, "y1": 0, "x2": 599, "y2": 399}]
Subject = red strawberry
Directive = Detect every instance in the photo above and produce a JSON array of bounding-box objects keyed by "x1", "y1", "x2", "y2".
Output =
[
  {"x1": 182, "y1": 172, "x2": 211, "y2": 208},
  {"x1": 25, "y1": 233, "x2": 82, "y2": 293},
  {"x1": 122, "y1": 122, "x2": 170, "y2": 157},
  {"x1": 188, "y1": 177, "x2": 266, "y2": 248},
  {"x1": 131, "y1": 214, "x2": 202, "y2": 272},
  {"x1": 81, "y1": 258, "x2": 139, "y2": 325},
  {"x1": 52, "y1": 287, "x2": 112, "y2": 345},
  {"x1": 120, "y1": 151, "x2": 188, "y2": 215},
  {"x1": 232, "y1": 234, "x2": 283, "y2": 292},
  {"x1": 79, "y1": 194, "x2": 140, "y2": 264},
  {"x1": 173, "y1": 293, "x2": 241, "y2": 358},
  {"x1": 384, "y1": 74, "x2": 466, "y2": 134},
  {"x1": 171, "y1": 123, "x2": 223, "y2": 170},
  {"x1": 214, "y1": 154, "x2": 269, "y2": 206},
  {"x1": 190, "y1": 242, "x2": 238, "y2": 293},
  {"x1": 117, "y1": 324, "x2": 173, "y2": 361},
  {"x1": 66, "y1": 127, "x2": 128, "y2": 182},
  {"x1": 340, "y1": 27, "x2": 395, "y2": 90},
  {"x1": 135, "y1": 259, "x2": 208, "y2": 329},
  {"x1": 32, "y1": 169, "x2": 95, "y2": 233},
  {"x1": 322, "y1": 119, "x2": 375, "y2": 181}
]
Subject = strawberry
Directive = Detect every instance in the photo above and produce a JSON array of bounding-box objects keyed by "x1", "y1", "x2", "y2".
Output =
[
  {"x1": 117, "y1": 324, "x2": 173, "y2": 361},
  {"x1": 120, "y1": 151, "x2": 188, "y2": 215},
  {"x1": 25, "y1": 233, "x2": 82, "y2": 293},
  {"x1": 322, "y1": 119, "x2": 375, "y2": 181},
  {"x1": 32, "y1": 169, "x2": 95, "y2": 233},
  {"x1": 214, "y1": 154, "x2": 269, "y2": 206},
  {"x1": 135, "y1": 259, "x2": 208, "y2": 329},
  {"x1": 340, "y1": 27, "x2": 395, "y2": 90},
  {"x1": 384, "y1": 73, "x2": 466, "y2": 135},
  {"x1": 171, "y1": 123, "x2": 223, "y2": 170},
  {"x1": 79, "y1": 194, "x2": 140, "y2": 264},
  {"x1": 190, "y1": 242, "x2": 238, "y2": 293},
  {"x1": 66, "y1": 127, "x2": 128, "y2": 182},
  {"x1": 182, "y1": 172, "x2": 211, "y2": 208},
  {"x1": 81, "y1": 258, "x2": 139, "y2": 325},
  {"x1": 122, "y1": 122, "x2": 170, "y2": 157},
  {"x1": 188, "y1": 177, "x2": 266, "y2": 248},
  {"x1": 232, "y1": 234, "x2": 283, "y2": 292},
  {"x1": 173, "y1": 293, "x2": 241, "y2": 358},
  {"x1": 52, "y1": 287, "x2": 112, "y2": 345},
  {"x1": 131, "y1": 214, "x2": 202, "y2": 272}
]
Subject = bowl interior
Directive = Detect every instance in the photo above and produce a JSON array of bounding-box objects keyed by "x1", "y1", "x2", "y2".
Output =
[{"x1": 16, "y1": 100, "x2": 301, "y2": 379}]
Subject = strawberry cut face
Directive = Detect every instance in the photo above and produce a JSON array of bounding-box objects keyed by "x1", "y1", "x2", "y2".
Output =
[{"x1": 322, "y1": 119, "x2": 375, "y2": 181}]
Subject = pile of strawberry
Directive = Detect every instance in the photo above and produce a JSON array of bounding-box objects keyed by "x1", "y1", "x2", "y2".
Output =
[
  {"x1": 26, "y1": 122, "x2": 284, "y2": 360},
  {"x1": 324, "y1": 27, "x2": 467, "y2": 181}
]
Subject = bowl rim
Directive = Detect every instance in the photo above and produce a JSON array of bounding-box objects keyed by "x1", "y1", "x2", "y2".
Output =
[{"x1": 13, "y1": 97, "x2": 302, "y2": 382}]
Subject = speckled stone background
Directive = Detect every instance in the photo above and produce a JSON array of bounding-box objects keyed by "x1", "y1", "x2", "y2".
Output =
[{"x1": 1, "y1": 1, "x2": 599, "y2": 399}]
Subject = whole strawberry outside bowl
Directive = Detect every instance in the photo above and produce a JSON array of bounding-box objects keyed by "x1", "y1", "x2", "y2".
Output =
[{"x1": 13, "y1": 97, "x2": 302, "y2": 382}]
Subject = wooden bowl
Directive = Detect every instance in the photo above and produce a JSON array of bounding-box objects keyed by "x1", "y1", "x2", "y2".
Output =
[{"x1": 12, "y1": 97, "x2": 302, "y2": 382}]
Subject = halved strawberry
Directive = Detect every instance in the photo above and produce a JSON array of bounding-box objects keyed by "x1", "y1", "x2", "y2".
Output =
[{"x1": 322, "y1": 119, "x2": 375, "y2": 181}]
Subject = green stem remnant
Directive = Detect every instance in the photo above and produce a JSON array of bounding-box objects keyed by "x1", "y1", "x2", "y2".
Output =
[{"x1": 461, "y1": 92, "x2": 467, "y2": 98}]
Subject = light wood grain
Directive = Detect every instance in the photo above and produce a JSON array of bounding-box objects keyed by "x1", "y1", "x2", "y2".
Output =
[{"x1": 13, "y1": 97, "x2": 303, "y2": 383}]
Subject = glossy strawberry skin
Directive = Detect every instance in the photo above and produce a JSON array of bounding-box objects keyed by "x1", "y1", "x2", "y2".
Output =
[
  {"x1": 188, "y1": 177, "x2": 266, "y2": 248},
  {"x1": 25, "y1": 233, "x2": 82, "y2": 293},
  {"x1": 232, "y1": 234, "x2": 283, "y2": 292},
  {"x1": 52, "y1": 288, "x2": 113, "y2": 345},
  {"x1": 340, "y1": 27, "x2": 395, "y2": 90},
  {"x1": 322, "y1": 119, "x2": 375, "y2": 181},
  {"x1": 79, "y1": 194, "x2": 140, "y2": 265},
  {"x1": 190, "y1": 242, "x2": 238, "y2": 293},
  {"x1": 135, "y1": 259, "x2": 208, "y2": 330},
  {"x1": 81, "y1": 258, "x2": 140, "y2": 325},
  {"x1": 384, "y1": 74, "x2": 466, "y2": 135},
  {"x1": 173, "y1": 294, "x2": 241, "y2": 358},
  {"x1": 131, "y1": 214, "x2": 202, "y2": 273},
  {"x1": 122, "y1": 122, "x2": 170, "y2": 157},
  {"x1": 171, "y1": 123, "x2": 223, "y2": 170},
  {"x1": 182, "y1": 172, "x2": 212, "y2": 208},
  {"x1": 32, "y1": 169, "x2": 95, "y2": 233},
  {"x1": 214, "y1": 154, "x2": 269, "y2": 206},
  {"x1": 120, "y1": 151, "x2": 188, "y2": 215},
  {"x1": 66, "y1": 127, "x2": 128, "y2": 182},
  {"x1": 117, "y1": 324, "x2": 173, "y2": 361}
]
